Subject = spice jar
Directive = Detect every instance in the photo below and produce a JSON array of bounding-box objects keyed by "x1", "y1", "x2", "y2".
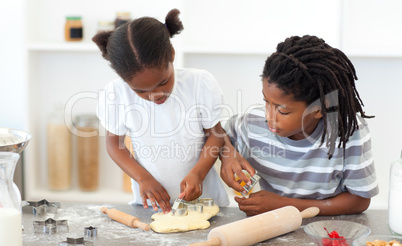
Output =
[
  {"x1": 97, "y1": 20, "x2": 114, "y2": 33},
  {"x1": 65, "y1": 16, "x2": 83, "y2": 41},
  {"x1": 74, "y1": 115, "x2": 99, "y2": 191},
  {"x1": 47, "y1": 105, "x2": 72, "y2": 190},
  {"x1": 388, "y1": 150, "x2": 402, "y2": 235},
  {"x1": 114, "y1": 12, "x2": 131, "y2": 29}
]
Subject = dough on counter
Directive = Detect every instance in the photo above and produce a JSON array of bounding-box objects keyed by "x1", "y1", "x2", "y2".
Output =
[{"x1": 150, "y1": 205, "x2": 219, "y2": 233}]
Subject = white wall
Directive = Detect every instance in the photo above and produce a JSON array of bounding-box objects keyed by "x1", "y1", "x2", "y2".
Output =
[
  {"x1": 0, "y1": 0, "x2": 27, "y2": 130},
  {"x1": 1, "y1": 0, "x2": 401, "y2": 209}
]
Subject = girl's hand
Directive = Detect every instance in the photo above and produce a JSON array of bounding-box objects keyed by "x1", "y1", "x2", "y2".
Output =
[
  {"x1": 180, "y1": 172, "x2": 203, "y2": 202},
  {"x1": 234, "y1": 190, "x2": 284, "y2": 216},
  {"x1": 220, "y1": 144, "x2": 255, "y2": 195},
  {"x1": 139, "y1": 178, "x2": 171, "y2": 214}
]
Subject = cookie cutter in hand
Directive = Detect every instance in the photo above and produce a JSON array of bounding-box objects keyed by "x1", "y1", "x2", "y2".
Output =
[
  {"x1": 172, "y1": 198, "x2": 215, "y2": 217},
  {"x1": 241, "y1": 171, "x2": 261, "y2": 197}
]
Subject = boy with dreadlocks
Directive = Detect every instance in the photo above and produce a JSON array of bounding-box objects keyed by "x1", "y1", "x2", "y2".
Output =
[{"x1": 220, "y1": 35, "x2": 378, "y2": 216}]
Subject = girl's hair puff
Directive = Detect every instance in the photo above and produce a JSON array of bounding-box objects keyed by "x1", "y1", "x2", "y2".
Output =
[
  {"x1": 92, "y1": 9, "x2": 183, "y2": 82},
  {"x1": 262, "y1": 35, "x2": 373, "y2": 158}
]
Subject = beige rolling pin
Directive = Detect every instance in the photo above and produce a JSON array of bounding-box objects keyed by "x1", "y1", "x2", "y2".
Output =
[
  {"x1": 100, "y1": 207, "x2": 150, "y2": 231},
  {"x1": 190, "y1": 206, "x2": 319, "y2": 246}
]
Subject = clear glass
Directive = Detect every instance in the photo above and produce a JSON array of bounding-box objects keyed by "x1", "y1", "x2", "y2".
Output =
[
  {"x1": 388, "y1": 150, "x2": 402, "y2": 236},
  {"x1": 0, "y1": 152, "x2": 22, "y2": 246}
]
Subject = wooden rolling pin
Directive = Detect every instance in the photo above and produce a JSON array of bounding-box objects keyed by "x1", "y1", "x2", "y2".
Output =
[
  {"x1": 100, "y1": 207, "x2": 150, "y2": 231},
  {"x1": 190, "y1": 206, "x2": 319, "y2": 246}
]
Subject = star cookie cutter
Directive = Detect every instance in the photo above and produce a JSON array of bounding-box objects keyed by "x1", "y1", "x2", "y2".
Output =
[
  {"x1": 23, "y1": 199, "x2": 61, "y2": 216},
  {"x1": 84, "y1": 226, "x2": 98, "y2": 238},
  {"x1": 172, "y1": 198, "x2": 215, "y2": 217},
  {"x1": 59, "y1": 237, "x2": 93, "y2": 246},
  {"x1": 241, "y1": 171, "x2": 261, "y2": 196},
  {"x1": 33, "y1": 218, "x2": 69, "y2": 234}
]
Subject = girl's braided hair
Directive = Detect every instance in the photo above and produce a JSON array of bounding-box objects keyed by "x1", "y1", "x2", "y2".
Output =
[
  {"x1": 262, "y1": 35, "x2": 373, "y2": 158},
  {"x1": 92, "y1": 9, "x2": 183, "y2": 82}
]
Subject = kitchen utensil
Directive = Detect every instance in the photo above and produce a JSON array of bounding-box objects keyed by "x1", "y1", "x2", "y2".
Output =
[
  {"x1": 100, "y1": 207, "x2": 150, "y2": 231},
  {"x1": 59, "y1": 237, "x2": 93, "y2": 246},
  {"x1": 33, "y1": 218, "x2": 69, "y2": 234},
  {"x1": 171, "y1": 202, "x2": 188, "y2": 216},
  {"x1": 242, "y1": 171, "x2": 261, "y2": 196},
  {"x1": 190, "y1": 205, "x2": 319, "y2": 246},
  {"x1": 84, "y1": 226, "x2": 97, "y2": 238},
  {"x1": 172, "y1": 193, "x2": 185, "y2": 210},
  {"x1": 172, "y1": 197, "x2": 214, "y2": 216},
  {"x1": 22, "y1": 199, "x2": 60, "y2": 216},
  {"x1": 0, "y1": 127, "x2": 31, "y2": 153},
  {"x1": 304, "y1": 220, "x2": 371, "y2": 246}
]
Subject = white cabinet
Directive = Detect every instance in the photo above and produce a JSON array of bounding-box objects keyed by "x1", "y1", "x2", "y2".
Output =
[{"x1": 22, "y1": 0, "x2": 400, "y2": 208}]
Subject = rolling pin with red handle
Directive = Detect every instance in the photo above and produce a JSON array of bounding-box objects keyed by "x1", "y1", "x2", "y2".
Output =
[
  {"x1": 190, "y1": 205, "x2": 319, "y2": 246},
  {"x1": 100, "y1": 207, "x2": 150, "y2": 231}
]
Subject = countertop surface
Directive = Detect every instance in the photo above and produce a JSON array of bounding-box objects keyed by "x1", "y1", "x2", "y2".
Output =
[{"x1": 21, "y1": 201, "x2": 391, "y2": 246}]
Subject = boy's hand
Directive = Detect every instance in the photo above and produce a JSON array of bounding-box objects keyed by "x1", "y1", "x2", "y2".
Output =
[
  {"x1": 180, "y1": 172, "x2": 203, "y2": 202},
  {"x1": 234, "y1": 190, "x2": 283, "y2": 216},
  {"x1": 139, "y1": 178, "x2": 171, "y2": 214},
  {"x1": 220, "y1": 145, "x2": 255, "y2": 194}
]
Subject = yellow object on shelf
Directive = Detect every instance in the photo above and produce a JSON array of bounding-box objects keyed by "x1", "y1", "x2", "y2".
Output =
[{"x1": 65, "y1": 16, "x2": 83, "y2": 41}]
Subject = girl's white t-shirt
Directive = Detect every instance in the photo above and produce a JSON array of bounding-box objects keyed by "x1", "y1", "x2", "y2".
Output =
[{"x1": 97, "y1": 68, "x2": 230, "y2": 207}]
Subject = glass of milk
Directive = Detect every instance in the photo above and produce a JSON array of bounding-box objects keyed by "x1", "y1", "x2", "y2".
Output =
[
  {"x1": 0, "y1": 152, "x2": 22, "y2": 246},
  {"x1": 388, "y1": 150, "x2": 402, "y2": 236}
]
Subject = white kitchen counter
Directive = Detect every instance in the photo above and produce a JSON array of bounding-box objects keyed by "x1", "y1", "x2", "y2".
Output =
[{"x1": 21, "y1": 201, "x2": 391, "y2": 245}]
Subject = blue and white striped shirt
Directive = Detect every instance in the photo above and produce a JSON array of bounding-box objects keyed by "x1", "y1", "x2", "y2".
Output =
[{"x1": 226, "y1": 105, "x2": 379, "y2": 199}]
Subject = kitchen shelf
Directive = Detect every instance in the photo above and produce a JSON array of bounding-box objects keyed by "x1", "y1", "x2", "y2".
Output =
[
  {"x1": 28, "y1": 41, "x2": 99, "y2": 52},
  {"x1": 25, "y1": 188, "x2": 133, "y2": 204},
  {"x1": 27, "y1": 41, "x2": 272, "y2": 56},
  {"x1": 182, "y1": 45, "x2": 271, "y2": 56},
  {"x1": 28, "y1": 41, "x2": 402, "y2": 58}
]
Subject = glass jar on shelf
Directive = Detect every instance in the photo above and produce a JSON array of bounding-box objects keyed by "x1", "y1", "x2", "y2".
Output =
[
  {"x1": 74, "y1": 115, "x2": 99, "y2": 192},
  {"x1": 97, "y1": 20, "x2": 114, "y2": 33},
  {"x1": 114, "y1": 12, "x2": 131, "y2": 29},
  {"x1": 65, "y1": 16, "x2": 83, "y2": 41},
  {"x1": 47, "y1": 105, "x2": 72, "y2": 190}
]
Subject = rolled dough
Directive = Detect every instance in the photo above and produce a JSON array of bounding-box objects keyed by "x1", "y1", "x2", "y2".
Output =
[{"x1": 150, "y1": 205, "x2": 219, "y2": 233}]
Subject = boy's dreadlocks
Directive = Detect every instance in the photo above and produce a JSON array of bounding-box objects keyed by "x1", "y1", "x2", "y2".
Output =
[{"x1": 262, "y1": 35, "x2": 373, "y2": 158}]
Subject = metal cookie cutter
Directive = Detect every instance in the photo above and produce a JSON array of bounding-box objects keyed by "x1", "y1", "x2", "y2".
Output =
[
  {"x1": 33, "y1": 218, "x2": 69, "y2": 234},
  {"x1": 184, "y1": 202, "x2": 204, "y2": 213},
  {"x1": 59, "y1": 237, "x2": 93, "y2": 246},
  {"x1": 172, "y1": 198, "x2": 215, "y2": 216},
  {"x1": 23, "y1": 199, "x2": 61, "y2": 216},
  {"x1": 199, "y1": 198, "x2": 215, "y2": 206},
  {"x1": 242, "y1": 171, "x2": 261, "y2": 197},
  {"x1": 171, "y1": 202, "x2": 188, "y2": 216},
  {"x1": 84, "y1": 226, "x2": 98, "y2": 238}
]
